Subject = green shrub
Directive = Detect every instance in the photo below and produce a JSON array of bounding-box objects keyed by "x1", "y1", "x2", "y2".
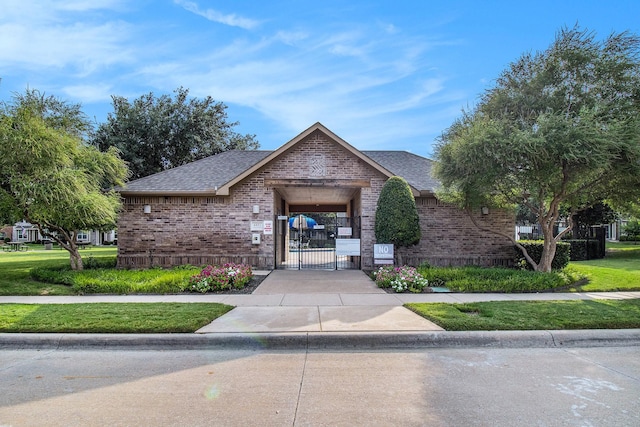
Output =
[
  {"x1": 374, "y1": 176, "x2": 421, "y2": 250},
  {"x1": 30, "y1": 263, "x2": 199, "y2": 294},
  {"x1": 30, "y1": 266, "x2": 74, "y2": 286},
  {"x1": 516, "y1": 240, "x2": 570, "y2": 270},
  {"x1": 83, "y1": 256, "x2": 117, "y2": 269},
  {"x1": 622, "y1": 220, "x2": 640, "y2": 240},
  {"x1": 563, "y1": 239, "x2": 602, "y2": 261},
  {"x1": 30, "y1": 256, "x2": 118, "y2": 286},
  {"x1": 416, "y1": 265, "x2": 582, "y2": 293},
  {"x1": 71, "y1": 268, "x2": 196, "y2": 294},
  {"x1": 71, "y1": 276, "x2": 104, "y2": 294}
]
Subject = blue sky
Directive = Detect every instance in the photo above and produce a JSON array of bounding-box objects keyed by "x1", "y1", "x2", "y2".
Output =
[{"x1": 2, "y1": 1, "x2": 639, "y2": 158}]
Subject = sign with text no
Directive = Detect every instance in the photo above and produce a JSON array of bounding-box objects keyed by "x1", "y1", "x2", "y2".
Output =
[{"x1": 374, "y1": 244, "x2": 394, "y2": 259}]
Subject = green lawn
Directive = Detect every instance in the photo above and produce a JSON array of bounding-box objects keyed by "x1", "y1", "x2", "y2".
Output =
[
  {"x1": 406, "y1": 299, "x2": 640, "y2": 331},
  {"x1": 570, "y1": 242, "x2": 640, "y2": 291},
  {"x1": 1, "y1": 242, "x2": 639, "y2": 332},
  {"x1": 0, "y1": 247, "x2": 235, "y2": 333},
  {"x1": 406, "y1": 242, "x2": 640, "y2": 331},
  {"x1": 0, "y1": 302, "x2": 233, "y2": 333},
  {"x1": 0, "y1": 245, "x2": 117, "y2": 295}
]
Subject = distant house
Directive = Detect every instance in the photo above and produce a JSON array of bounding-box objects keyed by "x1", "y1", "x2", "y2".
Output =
[
  {"x1": 9, "y1": 221, "x2": 116, "y2": 245},
  {"x1": 116, "y1": 122, "x2": 515, "y2": 270}
]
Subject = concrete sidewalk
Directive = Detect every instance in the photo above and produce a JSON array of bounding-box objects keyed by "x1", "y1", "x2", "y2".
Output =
[
  {"x1": 2, "y1": 290, "x2": 639, "y2": 305},
  {"x1": 1, "y1": 270, "x2": 639, "y2": 348}
]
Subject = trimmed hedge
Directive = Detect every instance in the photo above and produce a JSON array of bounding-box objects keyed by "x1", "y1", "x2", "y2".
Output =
[
  {"x1": 416, "y1": 265, "x2": 583, "y2": 293},
  {"x1": 563, "y1": 239, "x2": 602, "y2": 261},
  {"x1": 516, "y1": 240, "x2": 570, "y2": 270}
]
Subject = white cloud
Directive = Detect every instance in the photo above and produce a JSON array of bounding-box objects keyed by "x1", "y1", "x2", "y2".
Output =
[
  {"x1": 129, "y1": 19, "x2": 465, "y2": 153},
  {"x1": 273, "y1": 30, "x2": 309, "y2": 46},
  {"x1": 174, "y1": 0, "x2": 260, "y2": 30},
  {"x1": 0, "y1": 1, "x2": 466, "y2": 155},
  {"x1": 55, "y1": 0, "x2": 127, "y2": 12},
  {"x1": 62, "y1": 83, "x2": 114, "y2": 104},
  {"x1": 0, "y1": 21, "x2": 133, "y2": 75},
  {"x1": 1, "y1": 0, "x2": 125, "y2": 20},
  {"x1": 378, "y1": 22, "x2": 399, "y2": 35},
  {"x1": 0, "y1": 1, "x2": 133, "y2": 76}
]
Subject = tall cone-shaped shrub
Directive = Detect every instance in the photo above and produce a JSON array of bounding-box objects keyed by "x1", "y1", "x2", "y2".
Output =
[{"x1": 374, "y1": 176, "x2": 421, "y2": 265}]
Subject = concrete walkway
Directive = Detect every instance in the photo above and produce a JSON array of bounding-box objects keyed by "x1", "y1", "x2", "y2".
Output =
[
  {"x1": 2, "y1": 270, "x2": 640, "y2": 336},
  {"x1": 200, "y1": 270, "x2": 640, "y2": 334}
]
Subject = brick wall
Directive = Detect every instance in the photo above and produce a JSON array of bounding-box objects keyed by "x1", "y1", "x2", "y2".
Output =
[
  {"x1": 117, "y1": 130, "x2": 386, "y2": 268},
  {"x1": 117, "y1": 130, "x2": 515, "y2": 269},
  {"x1": 117, "y1": 195, "x2": 275, "y2": 268},
  {"x1": 407, "y1": 198, "x2": 516, "y2": 267}
]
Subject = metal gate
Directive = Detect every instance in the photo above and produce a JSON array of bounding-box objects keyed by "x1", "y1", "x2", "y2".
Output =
[{"x1": 276, "y1": 214, "x2": 361, "y2": 270}]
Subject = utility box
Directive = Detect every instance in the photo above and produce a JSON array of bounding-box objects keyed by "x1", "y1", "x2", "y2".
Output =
[{"x1": 252, "y1": 234, "x2": 261, "y2": 244}]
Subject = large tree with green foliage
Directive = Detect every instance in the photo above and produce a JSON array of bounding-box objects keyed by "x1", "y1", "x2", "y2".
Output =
[
  {"x1": 374, "y1": 176, "x2": 421, "y2": 265},
  {"x1": 0, "y1": 90, "x2": 128, "y2": 270},
  {"x1": 434, "y1": 26, "x2": 640, "y2": 272},
  {"x1": 92, "y1": 87, "x2": 259, "y2": 180}
]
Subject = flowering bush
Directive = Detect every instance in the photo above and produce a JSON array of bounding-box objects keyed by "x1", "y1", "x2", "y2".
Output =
[
  {"x1": 372, "y1": 266, "x2": 396, "y2": 288},
  {"x1": 372, "y1": 265, "x2": 428, "y2": 293},
  {"x1": 188, "y1": 263, "x2": 253, "y2": 293}
]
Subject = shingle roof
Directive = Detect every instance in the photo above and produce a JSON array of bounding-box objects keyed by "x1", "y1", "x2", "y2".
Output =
[
  {"x1": 362, "y1": 151, "x2": 440, "y2": 193},
  {"x1": 119, "y1": 150, "x2": 272, "y2": 194},
  {"x1": 119, "y1": 148, "x2": 440, "y2": 195}
]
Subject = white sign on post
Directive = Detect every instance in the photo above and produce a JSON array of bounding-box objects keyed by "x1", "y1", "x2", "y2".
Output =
[
  {"x1": 336, "y1": 239, "x2": 361, "y2": 256},
  {"x1": 374, "y1": 244, "x2": 394, "y2": 265}
]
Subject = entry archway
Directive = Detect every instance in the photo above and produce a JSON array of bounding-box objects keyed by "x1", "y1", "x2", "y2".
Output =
[
  {"x1": 280, "y1": 212, "x2": 361, "y2": 270},
  {"x1": 270, "y1": 181, "x2": 363, "y2": 270}
]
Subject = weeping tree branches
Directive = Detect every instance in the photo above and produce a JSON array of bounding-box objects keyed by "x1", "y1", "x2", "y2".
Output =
[{"x1": 0, "y1": 90, "x2": 128, "y2": 270}]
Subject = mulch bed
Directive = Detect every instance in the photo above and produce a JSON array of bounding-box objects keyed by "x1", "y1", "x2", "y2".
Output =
[{"x1": 380, "y1": 286, "x2": 434, "y2": 294}]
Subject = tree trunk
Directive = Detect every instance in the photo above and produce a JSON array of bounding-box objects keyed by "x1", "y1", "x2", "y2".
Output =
[
  {"x1": 33, "y1": 223, "x2": 87, "y2": 270},
  {"x1": 396, "y1": 248, "x2": 404, "y2": 266},
  {"x1": 537, "y1": 222, "x2": 557, "y2": 273},
  {"x1": 69, "y1": 247, "x2": 84, "y2": 271}
]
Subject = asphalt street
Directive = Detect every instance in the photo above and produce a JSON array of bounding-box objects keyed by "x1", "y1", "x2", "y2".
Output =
[{"x1": 1, "y1": 346, "x2": 639, "y2": 426}]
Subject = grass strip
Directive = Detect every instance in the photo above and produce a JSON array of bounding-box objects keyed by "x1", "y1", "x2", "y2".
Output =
[
  {"x1": 406, "y1": 299, "x2": 640, "y2": 331},
  {"x1": 0, "y1": 303, "x2": 234, "y2": 333},
  {"x1": 0, "y1": 246, "x2": 117, "y2": 296},
  {"x1": 569, "y1": 245, "x2": 640, "y2": 291}
]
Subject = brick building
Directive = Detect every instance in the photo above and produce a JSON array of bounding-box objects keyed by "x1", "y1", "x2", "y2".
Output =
[{"x1": 117, "y1": 123, "x2": 514, "y2": 270}]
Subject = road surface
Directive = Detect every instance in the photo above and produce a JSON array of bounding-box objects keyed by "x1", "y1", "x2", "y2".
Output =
[{"x1": 1, "y1": 346, "x2": 639, "y2": 426}]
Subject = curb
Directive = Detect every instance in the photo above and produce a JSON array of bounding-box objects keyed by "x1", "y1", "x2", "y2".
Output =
[{"x1": 1, "y1": 329, "x2": 639, "y2": 350}]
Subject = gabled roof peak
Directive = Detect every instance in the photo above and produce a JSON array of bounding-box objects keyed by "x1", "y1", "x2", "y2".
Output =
[
  {"x1": 214, "y1": 122, "x2": 397, "y2": 195},
  {"x1": 118, "y1": 123, "x2": 439, "y2": 196}
]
